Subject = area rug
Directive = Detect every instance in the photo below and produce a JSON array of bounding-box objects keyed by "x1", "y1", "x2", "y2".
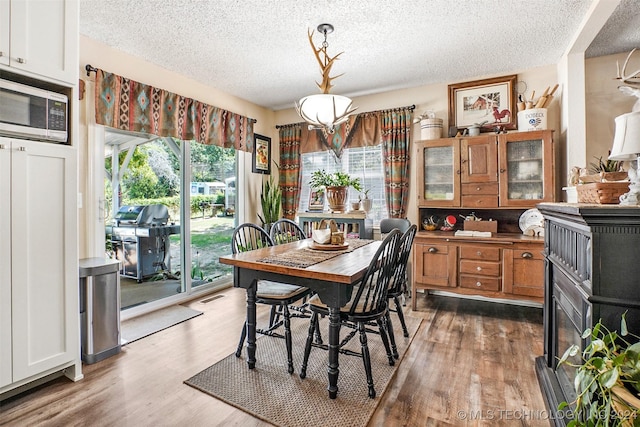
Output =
[
  {"x1": 185, "y1": 313, "x2": 422, "y2": 427},
  {"x1": 121, "y1": 305, "x2": 202, "y2": 344}
]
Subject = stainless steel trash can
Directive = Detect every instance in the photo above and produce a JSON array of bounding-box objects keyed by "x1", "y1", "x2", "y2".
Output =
[{"x1": 79, "y1": 258, "x2": 121, "y2": 364}]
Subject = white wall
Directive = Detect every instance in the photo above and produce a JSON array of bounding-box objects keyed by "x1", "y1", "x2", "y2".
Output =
[{"x1": 585, "y1": 51, "x2": 640, "y2": 166}]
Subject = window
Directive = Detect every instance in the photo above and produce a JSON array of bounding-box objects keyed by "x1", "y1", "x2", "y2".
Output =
[{"x1": 298, "y1": 145, "x2": 388, "y2": 223}]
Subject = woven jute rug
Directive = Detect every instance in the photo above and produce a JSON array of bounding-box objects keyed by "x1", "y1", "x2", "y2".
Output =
[{"x1": 185, "y1": 312, "x2": 421, "y2": 427}]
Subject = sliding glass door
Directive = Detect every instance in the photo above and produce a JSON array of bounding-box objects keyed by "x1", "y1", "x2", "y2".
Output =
[{"x1": 103, "y1": 129, "x2": 236, "y2": 313}]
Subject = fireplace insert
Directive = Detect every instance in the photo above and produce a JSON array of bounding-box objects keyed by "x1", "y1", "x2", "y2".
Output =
[{"x1": 536, "y1": 203, "x2": 640, "y2": 426}]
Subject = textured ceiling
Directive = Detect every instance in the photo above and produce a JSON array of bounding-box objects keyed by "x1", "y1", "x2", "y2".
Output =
[
  {"x1": 79, "y1": 0, "x2": 635, "y2": 111},
  {"x1": 586, "y1": 0, "x2": 640, "y2": 58}
]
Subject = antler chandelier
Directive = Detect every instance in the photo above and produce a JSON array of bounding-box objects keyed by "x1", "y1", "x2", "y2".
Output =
[{"x1": 295, "y1": 23, "x2": 357, "y2": 134}]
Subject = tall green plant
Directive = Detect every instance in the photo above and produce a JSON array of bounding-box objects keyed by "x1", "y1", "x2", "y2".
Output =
[{"x1": 257, "y1": 176, "x2": 281, "y2": 226}]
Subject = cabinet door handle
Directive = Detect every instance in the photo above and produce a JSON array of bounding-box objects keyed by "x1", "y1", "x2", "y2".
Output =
[
  {"x1": 0, "y1": 144, "x2": 5, "y2": 149},
  {"x1": 500, "y1": 168, "x2": 506, "y2": 173},
  {"x1": 16, "y1": 57, "x2": 26, "y2": 64},
  {"x1": 456, "y1": 169, "x2": 461, "y2": 175},
  {"x1": 18, "y1": 146, "x2": 26, "y2": 151},
  {"x1": 521, "y1": 252, "x2": 533, "y2": 259},
  {"x1": 428, "y1": 247, "x2": 438, "y2": 253},
  {"x1": 0, "y1": 51, "x2": 3, "y2": 57},
  {"x1": 461, "y1": 159, "x2": 467, "y2": 164}
]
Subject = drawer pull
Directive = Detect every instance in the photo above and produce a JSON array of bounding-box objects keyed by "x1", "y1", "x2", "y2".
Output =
[
  {"x1": 0, "y1": 144, "x2": 5, "y2": 149},
  {"x1": 428, "y1": 247, "x2": 438, "y2": 253},
  {"x1": 17, "y1": 57, "x2": 26, "y2": 64},
  {"x1": 476, "y1": 266, "x2": 482, "y2": 271},
  {"x1": 476, "y1": 281, "x2": 482, "y2": 287},
  {"x1": 521, "y1": 252, "x2": 533, "y2": 259},
  {"x1": 476, "y1": 251, "x2": 482, "y2": 256},
  {"x1": 476, "y1": 187, "x2": 481, "y2": 191}
]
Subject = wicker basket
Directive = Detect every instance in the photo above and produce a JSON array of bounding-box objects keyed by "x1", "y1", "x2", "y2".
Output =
[{"x1": 576, "y1": 182, "x2": 630, "y2": 204}]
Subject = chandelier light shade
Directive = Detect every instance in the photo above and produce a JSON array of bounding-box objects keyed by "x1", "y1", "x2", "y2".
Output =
[
  {"x1": 296, "y1": 23, "x2": 357, "y2": 134},
  {"x1": 609, "y1": 111, "x2": 640, "y2": 205}
]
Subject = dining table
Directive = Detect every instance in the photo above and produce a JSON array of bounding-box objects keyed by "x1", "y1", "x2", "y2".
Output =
[{"x1": 219, "y1": 237, "x2": 381, "y2": 399}]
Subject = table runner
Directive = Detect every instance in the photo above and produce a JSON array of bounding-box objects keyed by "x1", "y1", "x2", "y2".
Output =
[{"x1": 258, "y1": 239, "x2": 374, "y2": 268}]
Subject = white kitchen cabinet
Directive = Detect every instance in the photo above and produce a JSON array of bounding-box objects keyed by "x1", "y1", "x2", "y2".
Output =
[
  {"x1": 0, "y1": 137, "x2": 81, "y2": 393},
  {"x1": 0, "y1": 0, "x2": 78, "y2": 85}
]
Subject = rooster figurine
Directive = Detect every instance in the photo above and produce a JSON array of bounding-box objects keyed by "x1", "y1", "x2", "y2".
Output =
[{"x1": 492, "y1": 106, "x2": 511, "y2": 123}]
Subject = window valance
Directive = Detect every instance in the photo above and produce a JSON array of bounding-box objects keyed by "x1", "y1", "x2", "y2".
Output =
[
  {"x1": 94, "y1": 68, "x2": 255, "y2": 151},
  {"x1": 278, "y1": 104, "x2": 414, "y2": 157}
]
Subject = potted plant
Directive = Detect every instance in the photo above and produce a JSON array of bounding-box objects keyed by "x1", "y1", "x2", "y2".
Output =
[
  {"x1": 557, "y1": 314, "x2": 640, "y2": 426},
  {"x1": 359, "y1": 188, "x2": 373, "y2": 213},
  {"x1": 309, "y1": 170, "x2": 361, "y2": 213},
  {"x1": 257, "y1": 176, "x2": 281, "y2": 229},
  {"x1": 580, "y1": 154, "x2": 626, "y2": 183}
]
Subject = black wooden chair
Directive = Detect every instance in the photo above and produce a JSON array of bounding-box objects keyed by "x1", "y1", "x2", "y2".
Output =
[
  {"x1": 299, "y1": 229, "x2": 402, "y2": 398},
  {"x1": 384, "y1": 224, "x2": 417, "y2": 358},
  {"x1": 231, "y1": 223, "x2": 311, "y2": 374},
  {"x1": 269, "y1": 218, "x2": 322, "y2": 344},
  {"x1": 269, "y1": 218, "x2": 307, "y2": 243},
  {"x1": 379, "y1": 218, "x2": 411, "y2": 235},
  {"x1": 379, "y1": 217, "x2": 412, "y2": 303}
]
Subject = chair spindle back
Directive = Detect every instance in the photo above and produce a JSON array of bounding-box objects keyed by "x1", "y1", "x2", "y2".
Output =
[
  {"x1": 348, "y1": 229, "x2": 401, "y2": 316},
  {"x1": 232, "y1": 223, "x2": 274, "y2": 254},
  {"x1": 389, "y1": 225, "x2": 417, "y2": 294},
  {"x1": 270, "y1": 218, "x2": 306, "y2": 244}
]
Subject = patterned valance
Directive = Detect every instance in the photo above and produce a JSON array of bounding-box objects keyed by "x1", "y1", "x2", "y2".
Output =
[
  {"x1": 94, "y1": 69, "x2": 255, "y2": 151},
  {"x1": 281, "y1": 105, "x2": 413, "y2": 157}
]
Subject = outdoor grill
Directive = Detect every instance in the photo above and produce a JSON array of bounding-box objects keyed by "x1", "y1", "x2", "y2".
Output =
[{"x1": 110, "y1": 204, "x2": 180, "y2": 282}]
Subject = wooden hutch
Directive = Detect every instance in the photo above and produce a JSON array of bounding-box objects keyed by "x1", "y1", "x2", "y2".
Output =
[{"x1": 412, "y1": 129, "x2": 556, "y2": 309}]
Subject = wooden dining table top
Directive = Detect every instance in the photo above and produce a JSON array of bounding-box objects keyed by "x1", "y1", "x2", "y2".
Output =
[{"x1": 219, "y1": 238, "x2": 381, "y2": 285}]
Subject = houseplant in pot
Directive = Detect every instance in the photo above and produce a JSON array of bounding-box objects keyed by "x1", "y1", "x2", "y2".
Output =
[
  {"x1": 557, "y1": 314, "x2": 640, "y2": 426},
  {"x1": 257, "y1": 176, "x2": 281, "y2": 230},
  {"x1": 359, "y1": 188, "x2": 373, "y2": 213},
  {"x1": 309, "y1": 170, "x2": 361, "y2": 213}
]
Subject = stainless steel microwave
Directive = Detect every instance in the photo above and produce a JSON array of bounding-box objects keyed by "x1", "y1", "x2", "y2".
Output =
[{"x1": 0, "y1": 78, "x2": 68, "y2": 143}]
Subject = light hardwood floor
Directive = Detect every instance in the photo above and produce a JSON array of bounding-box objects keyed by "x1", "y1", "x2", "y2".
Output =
[{"x1": 0, "y1": 289, "x2": 549, "y2": 426}]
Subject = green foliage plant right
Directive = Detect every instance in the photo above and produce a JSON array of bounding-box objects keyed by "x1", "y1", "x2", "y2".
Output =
[{"x1": 557, "y1": 313, "x2": 640, "y2": 426}]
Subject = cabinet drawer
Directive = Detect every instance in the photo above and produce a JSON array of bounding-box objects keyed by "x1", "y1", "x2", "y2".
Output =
[
  {"x1": 460, "y1": 246, "x2": 500, "y2": 261},
  {"x1": 461, "y1": 195, "x2": 499, "y2": 207},
  {"x1": 460, "y1": 260, "x2": 500, "y2": 276},
  {"x1": 461, "y1": 182, "x2": 499, "y2": 195},
  {"x1": 460, "y1": 275, "x2": 501, "y2": 291}
]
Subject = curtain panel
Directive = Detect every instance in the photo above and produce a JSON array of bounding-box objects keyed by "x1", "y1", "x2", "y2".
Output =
[
  {"x1": 278, "y1": 124, "x2": 303, "y2": 219},
  {"x1": 278, "y1": 106, "x2": 412, "y2": 219},
  {"x1": 94, "y1": 69, "x2": 255, "y2": 151},
  {"x1": 380, "y1": 109, "x2": 412, "y2": 218}
]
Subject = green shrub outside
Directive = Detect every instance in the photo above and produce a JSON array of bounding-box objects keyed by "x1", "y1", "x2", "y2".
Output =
[{"x1": 124, "y1": 193, "x2": 225, "y2": 221}]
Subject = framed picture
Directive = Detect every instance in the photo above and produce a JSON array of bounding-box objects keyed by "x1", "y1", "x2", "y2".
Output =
[
  {"x1": 448, "y1": 74, "x2": 517, "y2": 132},
  {"x1": 307, "y1": 190, "x2": 325, "y2": 211},
  {"x1": 252, "y1": 133, "x2": 271, "y2": 174}
]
